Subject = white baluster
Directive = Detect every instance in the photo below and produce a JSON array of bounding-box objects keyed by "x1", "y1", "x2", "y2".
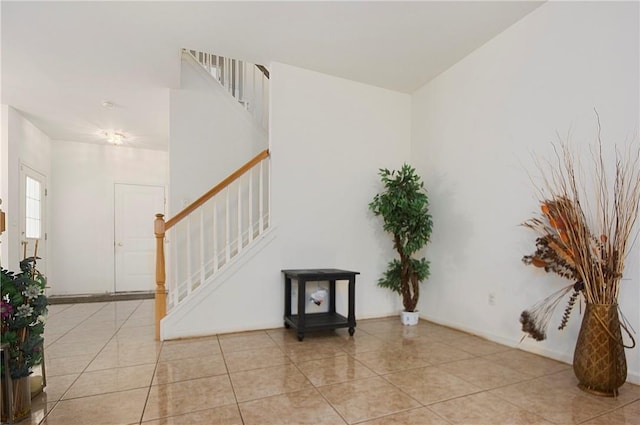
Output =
[
  {"x1": 265, "y1": 69, "x2": 268, "y2": 125},
  {"x1": 236, "y1": 59, "x2": 240, "y2": 100},
  {"x1": 225, "y1": 188, "x2": 231, "y2": 263},
  {"x1": 211, "y1": 55, "x2": 218, "y2": 78},
  {"x1": 233, "y1": 59, "x2": 238, "y2": 98},
  {"x1": 212, "y1": 198, "x2": 218, "y2": 272},
  {"x1": 259, "y1": 160, "x2": 264, "y2": 233},
  {"x1": 221, "y1": 56, "x2": 225, "y2": 87},
  {"x1": 237, "y1": 60, "x2": 242, "y2": 101},
  {"x1": 236, "y1": 60, "x2": 240, "y2": 99},
  {"x1": 245, "y1": 62, "x2": 250, "y2": 110},
  {"x1": 254, "y1": 69, "x2": 260, "y2": 125},
  {"x1": 186, "y1": 217, "x2": 193, "y2": 296},
  {"x1": 227, "y1": 57, "x2": 231, "y2": 93},
  {"x1": 171, "y1": 227, "x2": 178, "y2": 309},
  {"x1": 260, "y1": 75, "x2": 269, "y2": 128},
  {"x1": 226, "y1": 57, "x2": 231, "y2": 92},
  {"x1": 248, "y1": 169, "x2": 254, "y2": 242},
  {"x1": 266, "y1": 158, "x2": 270, "y2": 228},
  {"x1": 241, "y1": 62, "x2": 245, "y2": 107},
  {"x1": 229, "y1": 58, "x2": 233, "y2": 95},
  {"x1": 252, "y1": 65, "x2": 257, "y2": 116},
  {"x1": 227, "y1": 58, "x2": 232, "y2": 95},
  {"x1": 199, "y1": 209, "x2": 205, "y2": 285},
  {"x1": 176, "y1": 223, "x2": 183, "y2": 303},
  {"x1": 237, "y1": 178, "x2": 243, "y2": 253}
]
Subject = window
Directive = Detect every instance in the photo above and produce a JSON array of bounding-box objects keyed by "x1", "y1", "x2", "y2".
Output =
[{"x1": 25, "y1": 175, "x2": 41, "y2": 239}]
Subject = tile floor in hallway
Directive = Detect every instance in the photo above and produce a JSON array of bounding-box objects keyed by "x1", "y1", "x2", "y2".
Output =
[{"x1": 22, "y1": 299, "x2": 640, "y2": 424}]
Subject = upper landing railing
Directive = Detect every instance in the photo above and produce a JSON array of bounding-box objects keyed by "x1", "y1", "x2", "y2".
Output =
[{"x1": 184, "y1": 49, "x2": 269, "y2": 132}]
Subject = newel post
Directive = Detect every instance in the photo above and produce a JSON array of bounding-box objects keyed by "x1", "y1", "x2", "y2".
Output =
[{"x1": 154, "y1": 214, "x2": 166, "y2": 341}]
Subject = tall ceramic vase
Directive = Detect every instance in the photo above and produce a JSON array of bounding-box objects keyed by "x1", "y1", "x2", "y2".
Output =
[
  {"x1": 572, "y1": 303, "x2": 627, "y2": 397},
  {"x1": 1, "y1": 376, "x2": 32, "y2": 423}
]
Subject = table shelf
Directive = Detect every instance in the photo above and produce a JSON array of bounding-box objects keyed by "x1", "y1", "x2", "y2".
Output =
[
  {"x1": 282, "y1": 269, "x2": 359, "y2": 341},
  {"x1": 284, "y1": 312, "x2": 350, "y2": 330}
]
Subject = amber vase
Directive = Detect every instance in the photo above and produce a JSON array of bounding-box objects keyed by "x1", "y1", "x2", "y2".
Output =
[
  {"x1": 1, "y1": 376, "x2": 32, "y2": 423},
  {"x1": 573, "y1": 303, "x2": 627, "y2": 397}
]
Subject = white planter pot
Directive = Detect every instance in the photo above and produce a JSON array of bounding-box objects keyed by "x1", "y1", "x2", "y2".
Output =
[{"x1": 401, "y1": 310, "x2": 419, "y2": 326}]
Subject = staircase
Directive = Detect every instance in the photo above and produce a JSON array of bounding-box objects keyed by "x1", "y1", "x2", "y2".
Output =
[
  {"x1": 154, "y1": 150, "x2": 270, "y2": 339},
  {"x1": 154, "y1": 49, "x2": 272, "y2": 340}
]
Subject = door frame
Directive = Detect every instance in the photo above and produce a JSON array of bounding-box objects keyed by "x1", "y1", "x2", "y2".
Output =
[
  {"x1": 113, "y1": 182, "x2": 165, "y2": 293},
  {"x1": 19, "y1": 162, "x2": 47, "y2": 275}
]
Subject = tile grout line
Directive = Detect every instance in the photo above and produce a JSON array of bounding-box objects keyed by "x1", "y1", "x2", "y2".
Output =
[
  {"x1": 38, "y1": 301, "x2": 135, "y2": 424},
  {"x1": 125, "y1": 301, "x2": 164, "y2": 424},
  {"x1": 36, "y1": 311, "x2": 640, "y2": 424},
  {"x1": 269, "y1": 329, "x2": 350, "y2": 425},
  {"x1": 573, "y1": 396, "x2": 640, "y2": 425},
  {"x1": 40, "y1": 300, "x2": 145, "y2": 424},
  {"x1": 348, "y1": 350, "x2": 428, "y2": 424},
  {"x1": 342, "y1": 327, "x2": 547, "y2": 424},
  {"x1": 218, "y1": 333, "x2": 247, "y2": 425}
]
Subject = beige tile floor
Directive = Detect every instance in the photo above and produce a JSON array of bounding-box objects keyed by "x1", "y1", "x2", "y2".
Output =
[{"x1": 20, "y1": 299, "x2": 639, "y2": 424}]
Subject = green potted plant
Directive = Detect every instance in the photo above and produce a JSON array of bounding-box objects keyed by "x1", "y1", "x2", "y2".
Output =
[
  {"x1": 1, "y1": 257, "x2": 48, "y2": 423},
  {"x1": 369, "y1": 164, "x2": 433, "y2": 325}
]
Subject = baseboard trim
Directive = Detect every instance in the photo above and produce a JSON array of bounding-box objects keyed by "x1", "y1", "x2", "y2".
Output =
[{"x1": 48, "y1": 291, "x2": 154, "y2": 304}]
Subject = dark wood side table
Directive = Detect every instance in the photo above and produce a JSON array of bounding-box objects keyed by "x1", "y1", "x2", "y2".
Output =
[{"x1": 282, "y1": 269, "x2": 359, "y2": 341}]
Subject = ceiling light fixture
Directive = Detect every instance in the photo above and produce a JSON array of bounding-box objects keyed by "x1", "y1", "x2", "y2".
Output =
[
  {"x1": 101, "y1": 100, "x2": 114, "y2": 109},
  {"x1": 100, "y1": 130, "x2": 126, "y2": 145}
]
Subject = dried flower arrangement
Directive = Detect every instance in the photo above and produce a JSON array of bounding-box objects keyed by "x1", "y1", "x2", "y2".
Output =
[{"x1": 520, "y1": 118, "x2": 640, "y2": 342}]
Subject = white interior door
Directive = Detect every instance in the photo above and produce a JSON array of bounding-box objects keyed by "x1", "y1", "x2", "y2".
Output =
[
  {"x1": 19, "y1": 164, "x2": 47, "y2": 276},
  {"x1": 114, "y1": 184, "x2": 165, "y2": 292}
]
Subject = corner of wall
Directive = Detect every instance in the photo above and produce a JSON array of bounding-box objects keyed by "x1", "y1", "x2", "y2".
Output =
[{"x1": 0, "y1": 105, "x2": 9, "y2": 266}]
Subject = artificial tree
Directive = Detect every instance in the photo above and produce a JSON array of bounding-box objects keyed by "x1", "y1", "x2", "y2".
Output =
[{"x1": 369, "y1": 164, "x2": 433, "y2": 312}]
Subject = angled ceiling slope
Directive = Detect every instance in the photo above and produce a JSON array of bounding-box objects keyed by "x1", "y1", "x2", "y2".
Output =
[{"x1": 1, "y1": 1, "x2": 543, "y2": 150}]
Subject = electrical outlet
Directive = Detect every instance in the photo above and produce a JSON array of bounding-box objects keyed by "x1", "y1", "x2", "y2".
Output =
[{"x1": 488, "y1": 293, "x2": 496, "y2": 306}]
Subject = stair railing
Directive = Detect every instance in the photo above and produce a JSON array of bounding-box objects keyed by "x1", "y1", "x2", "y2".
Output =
[
  {"x1": 185, "y1": 49, "x2": 269, "y2": 132},
  {"x1": 154, "y1": 149, "x2": 270, "y2": 339}
]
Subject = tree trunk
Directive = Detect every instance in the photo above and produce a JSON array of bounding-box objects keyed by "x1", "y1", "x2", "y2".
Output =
[
  {"x1": 409, "y1": 273, "x2": 419, "y2": 312},
  {"x1": 395, "y1": 234, "x2": 418, "y2": 312}
]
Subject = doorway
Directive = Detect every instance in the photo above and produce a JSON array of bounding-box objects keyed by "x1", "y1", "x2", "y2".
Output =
[
  {"x1": 19, "y1": 164, "x2": 47, "y2": 276},
  {"x1": 114, "y1": 184, "x2": 165, "y2": 292}
]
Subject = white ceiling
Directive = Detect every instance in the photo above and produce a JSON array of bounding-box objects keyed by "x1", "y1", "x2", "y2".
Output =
[{"x1": 1, "y1": 1, "x2": 543, "y2": 150}]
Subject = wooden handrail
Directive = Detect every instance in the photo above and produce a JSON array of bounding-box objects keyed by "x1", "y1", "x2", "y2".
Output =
[
  {"x1": 165, "y1": 149, "x2": 270, "y2": 230},
  {"x1": 255, "y1": 64, "x2": 270, "y2": 79}
]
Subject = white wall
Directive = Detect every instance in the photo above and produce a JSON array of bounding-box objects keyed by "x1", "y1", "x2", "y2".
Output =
[
  {"x1": 270, "y1": 63, "x2": 412, "y2": 319},
  {"x1": 1, "y1": 106, "x2": 9, "y2": 267},
  {"x1": 169, "y1": 53, "x2": 268, "y2": 215},
  {"x1": 411, "y1": 1, "x2": 639, "y2": 383},
  {"x1": 0, "y1": 106, "x2": 51, "y2": 270},
  {"x1": 49, "y1": 140, "x2": 167, "y2": 295},
  {"x1": 162, "y1": 63, "x2": 412, "y2": 338}
]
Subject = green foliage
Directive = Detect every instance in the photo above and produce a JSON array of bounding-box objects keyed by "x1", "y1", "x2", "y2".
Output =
[
  {"x1": 1, "y1": 257, "x2": 48, "y2": 379},
  {"x1": 369, "y1": 164, "x2": 433, "y2": 312},
  {"x1": 377, "y1": 258, "x2": 430, "y2": 295}
]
